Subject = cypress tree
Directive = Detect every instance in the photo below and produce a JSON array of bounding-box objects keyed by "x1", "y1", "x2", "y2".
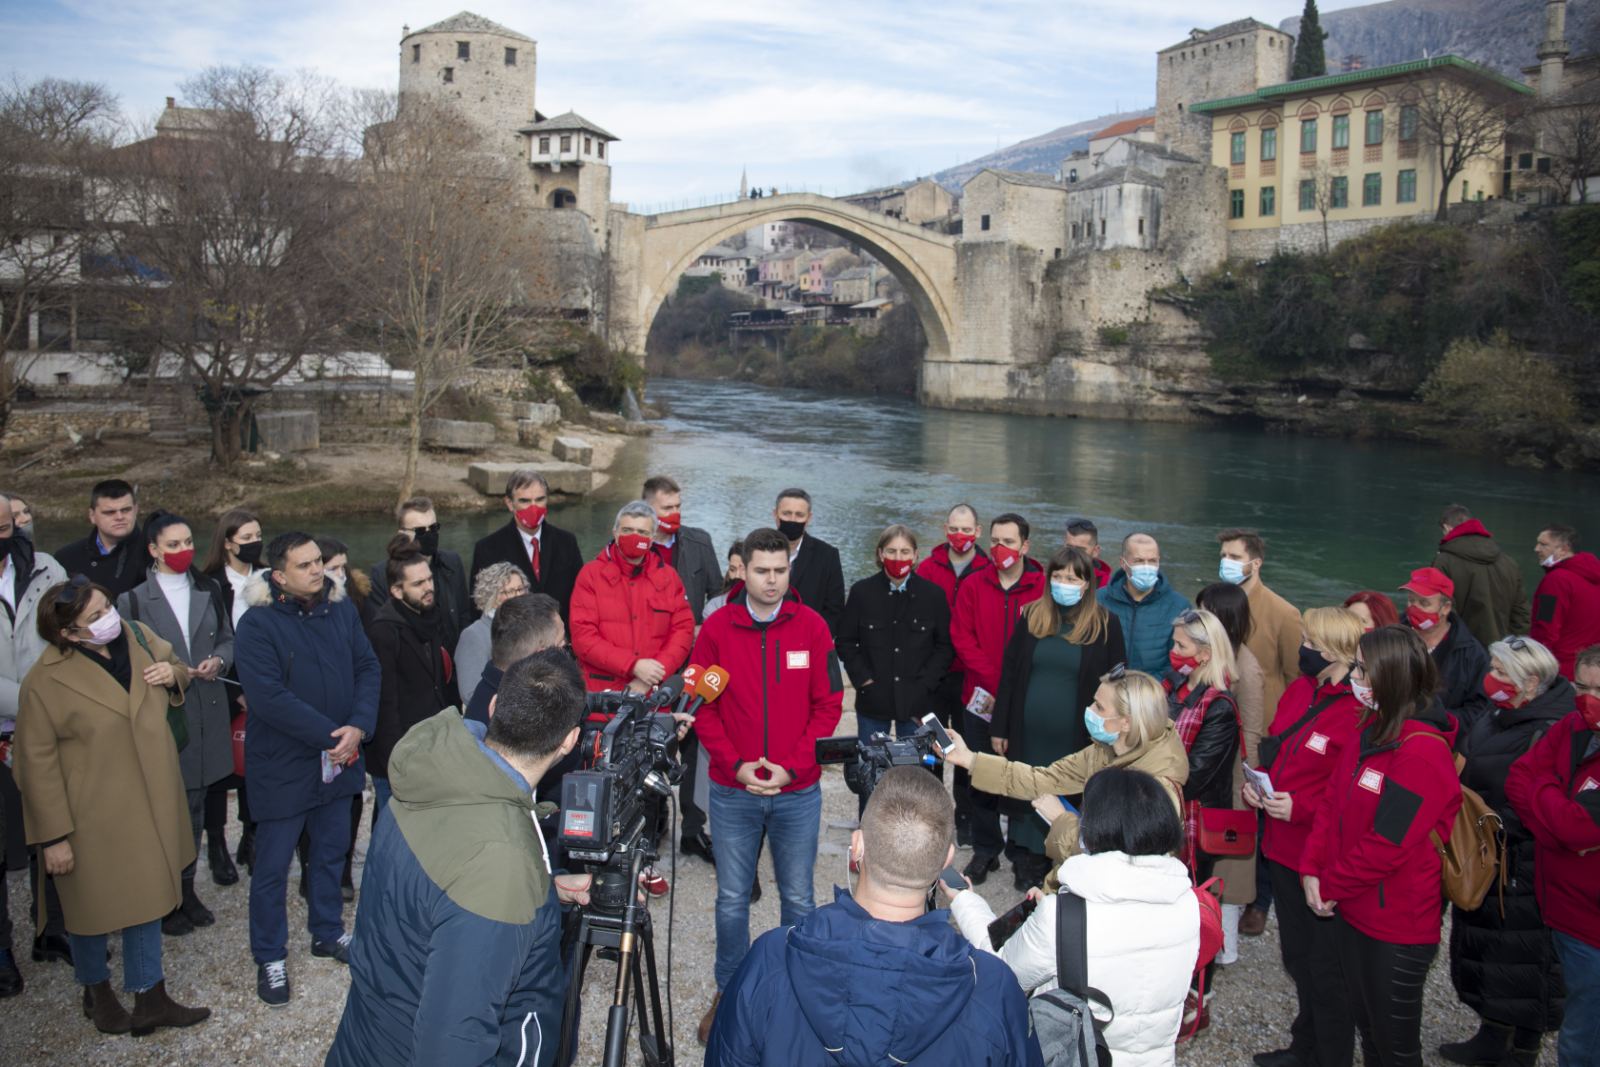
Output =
[{"x1": 1292, "y1": 0, "x2": 1329, "y2": 79}]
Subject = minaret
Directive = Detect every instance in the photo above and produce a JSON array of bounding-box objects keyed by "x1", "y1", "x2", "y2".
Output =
[
  {"x1": 1538, "y1": 0, "x2": 1570, "y2": 98},
  {"x1": 739, "y1": 166, "x2": 749, "y2": 198}
]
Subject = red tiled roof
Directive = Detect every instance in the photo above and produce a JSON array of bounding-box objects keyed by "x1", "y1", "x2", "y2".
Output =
[{"x1": 1089, "y1": 116, "x2": 1156, "y2": 142}]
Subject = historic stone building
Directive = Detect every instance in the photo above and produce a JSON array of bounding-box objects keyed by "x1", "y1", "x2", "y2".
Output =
[{"x1": 1155, "y1": 19, "x2": 1294, "y2": 161}]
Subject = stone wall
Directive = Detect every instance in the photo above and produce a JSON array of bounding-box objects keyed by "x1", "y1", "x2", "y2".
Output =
[
  {"x1": 1155, "y1": 24, "x2": 1293, "y2": 159},
  {"x1": 1158, "y1": 164, "x2": 1231, "y2": 279},
  {"x1": 6, "y1": 403, "x2": 149, "y2": 450},
  {"x1": 1225, "y1": 211, "x2": 1433, "y2": 258}
]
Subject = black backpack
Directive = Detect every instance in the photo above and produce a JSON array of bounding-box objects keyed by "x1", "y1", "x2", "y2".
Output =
[{"x1": 1029, "y1": 890, "x2": 1113, "y2": 1067}]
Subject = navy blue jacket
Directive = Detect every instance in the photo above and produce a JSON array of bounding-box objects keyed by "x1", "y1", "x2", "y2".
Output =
[
  {"x1": 234, "y1": 574, "x2": 380, "y2": 821},
  {"x1": 707, "y1": 889, "x2": 1043, "y2": 1067},
  {"x1": 1102, "y1": 570, "x2": 1191, "y2": 677}
]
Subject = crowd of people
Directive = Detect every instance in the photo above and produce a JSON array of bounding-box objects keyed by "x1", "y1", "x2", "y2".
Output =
[{"x1": 1, "y1": 477, "x2": 1599, "y2": 1067}]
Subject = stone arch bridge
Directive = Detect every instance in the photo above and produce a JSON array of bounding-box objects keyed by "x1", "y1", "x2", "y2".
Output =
[{"x1": 606, "y1": 193, "x2": 959, "y2": 371}]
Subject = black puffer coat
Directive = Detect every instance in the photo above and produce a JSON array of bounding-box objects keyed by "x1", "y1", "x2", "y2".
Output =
[{"x1": 1448, "y1": 677, "x2": 1572, "y2": 1032}]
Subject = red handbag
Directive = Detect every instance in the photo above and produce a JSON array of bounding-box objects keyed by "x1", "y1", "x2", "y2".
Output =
[
  {"x1": 232, "y1": 711, "x2": 246, "y2": 777},
  {"x1": 1195, "y1": 804, "x2": 1257, "y2": 857}
]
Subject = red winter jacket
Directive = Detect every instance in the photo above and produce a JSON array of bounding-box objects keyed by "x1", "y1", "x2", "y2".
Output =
[
  {"x1": 1505, "y1": 710, "x2": 1600, "y2": 948},
  {"x1": 1259, "y1": 676, "x2": 1366, "y2": 872},
  {"x1": 1092, "y1": 558, "x2": 1111, "y2": 589},
  {"x1": 950, "y1": 560, "x2": 1044, "y2": 704},
  {"x1": 1300, "y1": 705, "x2": 1463, "y2": 945},
  {"x1": 916, "y1": 544, "x2": 992, "y2": 675},
  {"x1": 689, "y1": 590, "x2": 844, "y2": 793},
  {"x1": 1530, "y1": 552, "x2": 1600, "y2": 679},
  {"x1": 570, "y1": 544, "x2": 695, "y2": 692}
]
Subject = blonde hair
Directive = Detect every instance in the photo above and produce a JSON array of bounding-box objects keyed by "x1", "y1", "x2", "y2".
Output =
[
  {"x1": 1177, "y1": 608, "x2": 1237, "y2": 690},
  {"x1": 1487, "y1": 636, "x2": 1560, "y2": 697},
  {"x1": 1303, "y1": 606, "x2": 1364, "y2": 665},
  {"x1": 1025, "y1": 546, "x2": 1109, "y2": 645},
  {"x1": 1104, "y1": 670, "x2": 1171, "y2": 748}
]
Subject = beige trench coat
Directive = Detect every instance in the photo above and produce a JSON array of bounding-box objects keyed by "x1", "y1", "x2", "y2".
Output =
[{"x1": 14, "y1": 622, "x2": 193, "y2": 936}]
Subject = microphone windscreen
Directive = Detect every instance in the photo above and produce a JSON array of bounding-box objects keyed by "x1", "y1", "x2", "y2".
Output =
[{"x1": 697, "y1": 664, "x2": 729, "y2": 701}]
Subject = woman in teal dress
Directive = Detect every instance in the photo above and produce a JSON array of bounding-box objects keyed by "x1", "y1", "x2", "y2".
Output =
[{"x1": 991, "y1": 546, "x2": 1126, "y2": 890}]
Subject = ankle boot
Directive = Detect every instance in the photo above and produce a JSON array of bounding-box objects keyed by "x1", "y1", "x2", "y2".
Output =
[
  {"x1": 1496, "y1": 1029, "x2": 1542, "y2": 1067},
  {"x1": 82, "y1": 980, "x2": 133, "y2": 1034},
  {"x1": 208, "y1": 835, "x2": 239, "y2": 886},
  {"x1": 1440, "y1": 1021, "x2": 1513, "y2": 1066},
  {"x1": 161, "y1": 906, "x2": 194, "y2": 937},
  {"x1": 130, "y1": 979, "x2": 210, "y2": 1036},
  {"x1": 180, "y1": 877, "x2": 215, "y2": 928}
]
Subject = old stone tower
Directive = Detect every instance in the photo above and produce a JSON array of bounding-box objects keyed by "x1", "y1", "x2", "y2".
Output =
[
  {"x1": 1156, "y1": 19, "x2": 1294, "y2": 158},
  {"x1": 398, "y1": 13, "x2": 538, "y2": 163}
]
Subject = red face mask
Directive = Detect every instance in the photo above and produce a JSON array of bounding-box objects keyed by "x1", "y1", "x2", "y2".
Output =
[
  {"x1": 1169, "y1": 650, "x2": 1201, "y2": 677},
  {"x1": 514, "y1": 503, "x2": 547, "y2": 531},
  {"x1": 162, "y1": 549, "x2": 195, "y2": 573},
  {"x1": 1406, "y1": 603, "x2": 1441, "y2": 632},
  {"x1": 656, "y1": 511, "x2": 682, "y2": 536},
  {"x1": 882, "y1": 557, "x2": 914, "y2": 580},
  {"x1": 1576, "y1": 693, "x2": 1600, "y2": 732},
  {"x1": 991, "y1": 543, "x2": 1021, "y2": 571},
  {"x1": 1482, "y1": 673, "x2": 1519, "y2": 708},
  {"x1": 617, "y1": 533, "x2": 653, "y2": 560},
  {"x1": 947, "y1": 531, "x2": 977, "y2": 554}
]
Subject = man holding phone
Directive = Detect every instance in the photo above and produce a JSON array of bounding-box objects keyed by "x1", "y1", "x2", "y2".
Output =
[{"x1": 706, "y1": 766, "x2": 1042, "y2": 1066}]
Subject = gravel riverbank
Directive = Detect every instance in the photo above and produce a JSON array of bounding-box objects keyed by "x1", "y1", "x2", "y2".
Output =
[{"x1": 0, "y1": 712, "x2": 1558, "y2": 1065}]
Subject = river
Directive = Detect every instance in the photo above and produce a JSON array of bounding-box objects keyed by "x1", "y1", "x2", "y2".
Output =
[{"x1": 302, "y1": 378, "x2": 1600, "y2": 611}]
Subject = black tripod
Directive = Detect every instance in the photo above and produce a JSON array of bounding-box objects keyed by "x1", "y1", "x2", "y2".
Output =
[{"x1": 557, "y1": 820, "x2": 674, "y2": 1067}]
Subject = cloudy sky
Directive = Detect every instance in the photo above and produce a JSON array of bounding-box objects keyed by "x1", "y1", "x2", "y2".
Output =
[{"x1": 1, "y1": 0, "x2": 1370, "y2": 207}]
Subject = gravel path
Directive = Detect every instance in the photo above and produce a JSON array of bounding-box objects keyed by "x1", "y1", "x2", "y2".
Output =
[{"x1": 0, "y1": 711, "x2": 1559, "y2": 1065}]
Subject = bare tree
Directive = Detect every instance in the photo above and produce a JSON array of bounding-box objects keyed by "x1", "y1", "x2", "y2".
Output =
[
  {"x1": 91, "y1": 66, "x2": 353, "y2": 465},
  {"x1": 1534, "y1": 70, "x2": 1600, "y2": 204},
  {"x1": 1307, "y1": 161, "x2": 1338, "y2": 253},
  {"x1": 0, "y1": 77, "x2": 120, "y2": 444},
  {"x1": 338, "y1": 93, "x2": 548, "y2": 503},
  {"x1": 1407, "y1": 72, "x2": 1518, "y2": 221}
]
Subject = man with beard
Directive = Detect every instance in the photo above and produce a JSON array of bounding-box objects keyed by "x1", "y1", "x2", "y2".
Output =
[
  {"x1": 365, "y1": 497, "x2": 471, "y2": 648},
  {"x1": 365, "y1": 537, "x2": 462, "y2": 820}
]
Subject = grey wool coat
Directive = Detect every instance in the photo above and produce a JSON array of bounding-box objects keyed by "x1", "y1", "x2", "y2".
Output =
[{"x1": 118, "y1": 568, "x2": 236, "y2": 791}]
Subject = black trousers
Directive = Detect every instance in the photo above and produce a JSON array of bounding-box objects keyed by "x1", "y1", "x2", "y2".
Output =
[
  {"x1": 1270, "y1": 860, "x2": 1354, "y2": 1067},
  {"x1": 1333, "y1": 914, "x2": 1438, "y2": 1067},
  {"x1": 956, "y1": 703, "x2": 1004, "y2": 860},
  {"x1": 204, "y1": 775, "x2": 252, "y2": 839}
]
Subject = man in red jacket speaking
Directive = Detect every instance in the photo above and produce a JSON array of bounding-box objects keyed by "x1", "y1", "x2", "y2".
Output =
[{"x1": 689, "y1": 526, "x2": 843, "y2": 1044}]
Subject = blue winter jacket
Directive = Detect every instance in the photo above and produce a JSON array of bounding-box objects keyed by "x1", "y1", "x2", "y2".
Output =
[
  {"x1": 326, "y1": 712, "x2": 565, "y2": 1067},
  {"x1": 706, "y1": 888, "x2": 1043, "y2": 1067},
  {"x1": 1101, "y1": 570, "x2": 1192, "y2": 677},
  {"x1": 234, "y1": 574, "x2": 380, "y2": 821}
]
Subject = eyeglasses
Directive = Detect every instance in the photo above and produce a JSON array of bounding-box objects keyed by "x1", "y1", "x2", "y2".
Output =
[
  {"x1": 1105, "y1": 662, "x2": 1127, "y2": 681},
  {"x1": 1502, "y1": 636, "x2": 1532, "y2": 652},
  {"x1": 54, "y1": 574, "x2": 91, "y2": 603},
  {"x1": 1175, "y1": 609, "x2": 1202, "y2": 626}
]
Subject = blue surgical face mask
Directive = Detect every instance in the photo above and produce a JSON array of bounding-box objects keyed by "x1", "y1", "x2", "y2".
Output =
[
  {"x1": 1084, "y1": 706, "x2": 1119, "y2": 746},
  {"x1": 1050, "y1": 580, "x2": 1084, "y2": 608},
  {"x1": 1127, "y1": 564, "x2": 1159, "y2": 592},
  {"x1": 1219, "y1": 558, "x2": 1249, "y2": 585}
]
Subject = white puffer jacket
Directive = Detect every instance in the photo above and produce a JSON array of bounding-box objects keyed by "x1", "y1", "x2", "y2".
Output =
[{"x1": 950, "y1": 850, "x2": 1200, "y2": 1067}]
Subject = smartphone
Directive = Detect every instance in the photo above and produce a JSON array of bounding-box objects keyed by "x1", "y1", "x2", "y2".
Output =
[
  {"x1": 987, "y1": 895, "x2": 1039, "y2": 950},
  {"x1": 938, "y1": 863, "x2": 967, "y2": 892},
  {"x1": 920, "y1": 712, "x2": 956, "y2": 754}
]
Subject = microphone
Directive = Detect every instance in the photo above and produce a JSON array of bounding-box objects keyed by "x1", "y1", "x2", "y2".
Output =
[
  {"x1": 676, "y1": 664, "x2": 703, "y2": 716},
  {"x1": 649, "y1": 674, "x2": 685, "y2": 710},
  {"x1": 682, "y1": 663, "x2": 729, "y2": 718}
]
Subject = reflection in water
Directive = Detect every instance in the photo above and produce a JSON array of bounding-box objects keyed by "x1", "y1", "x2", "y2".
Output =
[{"x1": 292, "y1": 378, "x2": 1600, "y2": 612}]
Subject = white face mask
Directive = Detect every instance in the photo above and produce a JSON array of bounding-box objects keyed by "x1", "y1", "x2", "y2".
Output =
[
  {"x1": 1351, "y1": 677, "x2": 1377, "y2": 710},
  {"x1": 1540, "y1": 555, "x2": 1559, "y2": 569}
]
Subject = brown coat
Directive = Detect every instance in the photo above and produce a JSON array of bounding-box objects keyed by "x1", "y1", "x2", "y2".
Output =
[
  {"x1": 1217, "y1": 645, "x2": 1266, "y2": 904},
  {"x1": 14, "y1": 622, "x2": 193, "y2": 936},
  {"x1": 971, "y1": 723, "x2": 1191, "y2": 870},
  {"x1": 1245, "y1": 579, "x2": 1302, "y2": 712}
]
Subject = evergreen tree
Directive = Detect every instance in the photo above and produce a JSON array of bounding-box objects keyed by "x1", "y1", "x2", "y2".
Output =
[{"x1": 1292, "y1": 0, "x2": 1329, "y2": 79}]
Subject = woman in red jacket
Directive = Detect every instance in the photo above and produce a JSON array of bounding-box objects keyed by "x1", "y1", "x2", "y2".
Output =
[
  {"x1": 1246, "y1": 605, "x2": 1366, "y2": 1067},
  {"x1": 1505, "y1": 642, "x2": 1600, "y2": 1067},
  {"x1": 569, "y1": 501, "x2": 695, "y2": 693},
  {"x1": 1301, "y1": 625, "x2": 1463, "y2": 1067}
]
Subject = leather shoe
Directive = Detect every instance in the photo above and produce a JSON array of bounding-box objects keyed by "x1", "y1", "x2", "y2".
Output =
[
  {"x1": 1240, "y1": 905, "x2": 1269, "y2": 936},
  {"x1": 208, "y1": 839, "x2": 239, "y2": 886},
  {"x1": 962, "y1": 854, "x2": 1000, "y2": 886},
  {"x1": 31, "y1": 933, "x2": 72, "y2": 964},
  {"x1": 1253, "y1": 1051, "x2": 1306, "y2": 1067},
  {"x1": 697, "y1": 992, "x2": 721, "y2": 1046},
  {"x1": 161, "y1": 907, "x2": 194, "y2": 937},
  {"x1": 82, "y1": 979, "x2": 131, "y2": 1033},
  {"x1": 681, "y1": 831, "x2": 716, "y2": 865},
  {"x1": 0, "y1": 949, "x2": 22, "y2": 998},
  {"x1": 130, "y1": 979, "x2": 210, "y2": 1036}
]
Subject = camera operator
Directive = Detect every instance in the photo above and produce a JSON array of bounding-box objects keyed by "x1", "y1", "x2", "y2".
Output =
[
  {"x1": 326, "y1": 649, "x2": 590, "y2": 1067},
  {"x1": 691, "y1": 527, "x2": 844, "y2": 1044},
  {"x1": 706, "y1": 765, "x2": 1042, "y2": 1066}
]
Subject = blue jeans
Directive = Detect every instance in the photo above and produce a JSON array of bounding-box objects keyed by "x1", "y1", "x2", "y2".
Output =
[
  {"x1": 71, "y1": 918, "x2": 163, "y2": 992},
  {"x1": 709, "y1": 781, "x2": 822, "y2": 989},
  {"x1": 1554, "y1": 930, "x2": 1600, "y2": 1067},
  {"x1": 249, "y1": 796, "x2": 349, "y2": 963}
]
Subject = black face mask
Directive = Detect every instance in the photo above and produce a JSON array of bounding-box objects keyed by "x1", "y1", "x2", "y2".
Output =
[
  {"x1": 1298, "y1": 645, "x2": 1333, "y2": 678},
  {"x1": 416, "y1": 528, "x2": 441, "y2": 558},
  {"x1": 777, "y1": 519, "x2": 807, "y2": 542},
  {"x1": 236, "y1": 541, "x2": 264, "y2": 567}
]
